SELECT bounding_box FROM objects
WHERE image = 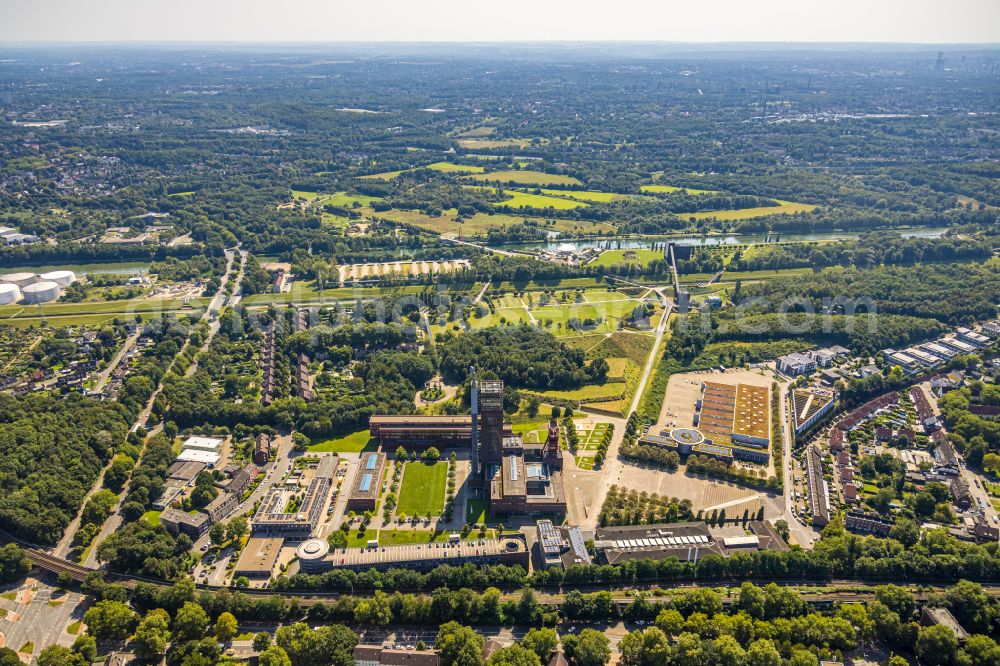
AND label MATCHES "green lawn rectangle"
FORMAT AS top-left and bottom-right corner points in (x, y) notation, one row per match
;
(397, 461), (448, 516)
(309, 430), (375, 453)
(589, 249), (663, 268)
